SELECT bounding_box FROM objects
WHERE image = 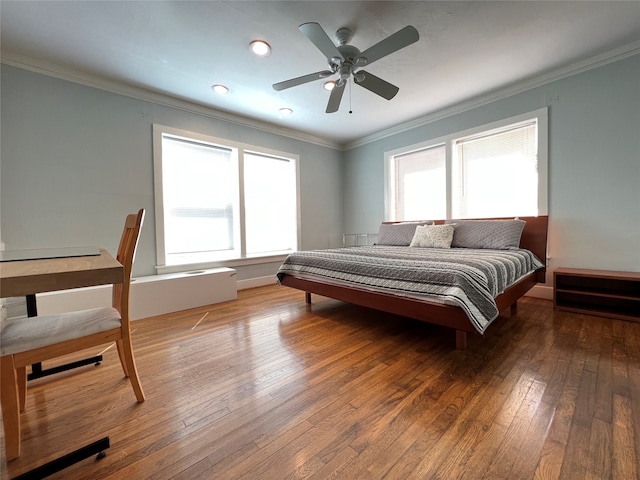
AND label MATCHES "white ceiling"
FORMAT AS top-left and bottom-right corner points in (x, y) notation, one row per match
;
(2, 1), (639, 147)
